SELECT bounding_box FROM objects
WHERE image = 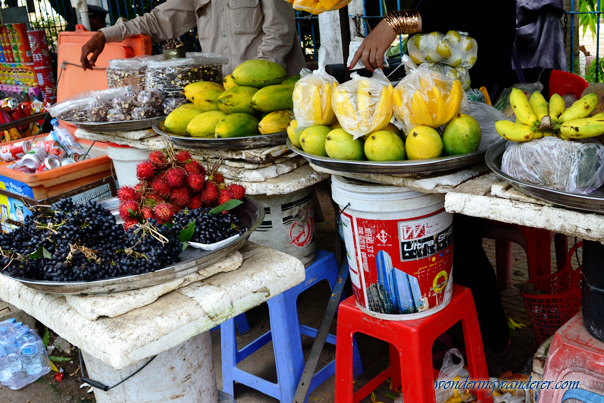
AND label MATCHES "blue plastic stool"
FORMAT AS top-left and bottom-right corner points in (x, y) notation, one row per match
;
(220, 249), (364, 402)
(212, 313), (251, 335)
(563, 389), (604, 402)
